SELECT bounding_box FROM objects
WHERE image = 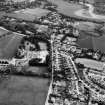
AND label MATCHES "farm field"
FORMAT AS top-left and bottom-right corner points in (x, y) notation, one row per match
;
(77, 31), (105, 53)
(0, 75), (49, 105)
(6, 8), (50, 21)
(0, 30), (23, 59)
